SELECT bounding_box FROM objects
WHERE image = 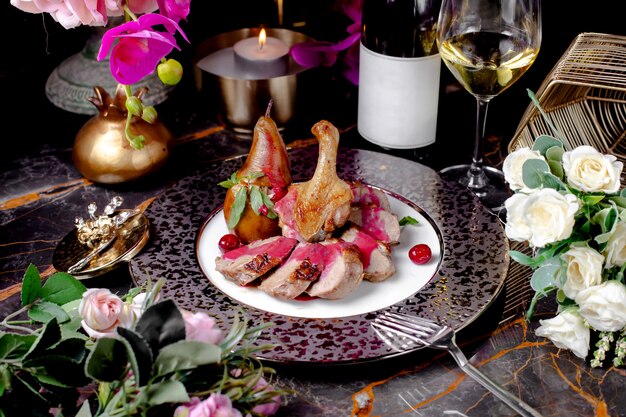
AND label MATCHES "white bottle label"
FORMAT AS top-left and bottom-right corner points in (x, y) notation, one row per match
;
(357, 44), (441, 149)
